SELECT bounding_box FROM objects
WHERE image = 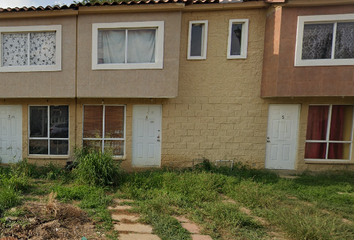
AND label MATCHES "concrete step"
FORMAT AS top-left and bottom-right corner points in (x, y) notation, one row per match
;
(114, 223), (153, 233)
